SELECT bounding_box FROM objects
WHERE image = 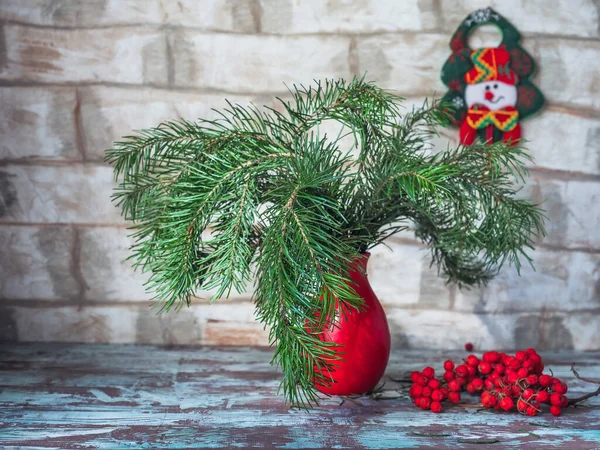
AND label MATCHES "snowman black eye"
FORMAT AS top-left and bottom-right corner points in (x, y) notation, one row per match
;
(485, 85), (490, 91)
(494, 84), (498, 89)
